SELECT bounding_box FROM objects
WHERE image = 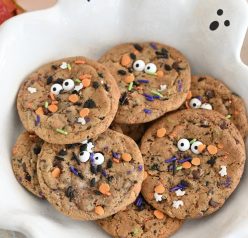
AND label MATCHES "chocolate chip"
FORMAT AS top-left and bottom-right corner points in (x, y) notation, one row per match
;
(198, 77), (206, 82)
(219, 120), (228, 129)
(150, 163), (159, 171)
(172, 62), (184, 71)
(25, 173), (31, 182)
(84, 99), (96, 108)
(180, 180), (189, 187)
(205, 90), (215, 99)
(78, 172), (84, 180)
(117, 70), (127, 76)
(92, 81), (100, 89)
(90, 178), (96, 187)
(164, 64), (172, 71)
(65, 186), (74, 202)
(72, 152), (80, 165)
(107, 160), (113, 169)
(133, 43), (143, 52)
(51, 65), (58, 70)
(209, 199), (220, 208)
(33, 146), (41, 155)
(46, 76), (53, 85)
(107, 175), (114, 182)
(90, 165), (97, 174)
(55, 78), (64, 85)
(104, 84), (110, 92)
(156, 48), (168, 59)
(207, 156), (217, 166)
(130, 53), (136, 60)
(119, 92), (128, 105)
(192, 170), (201, 180)
(98, 73), (104, 78)
(54, 156), (64, 161)
(128, 67), (134, 73)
